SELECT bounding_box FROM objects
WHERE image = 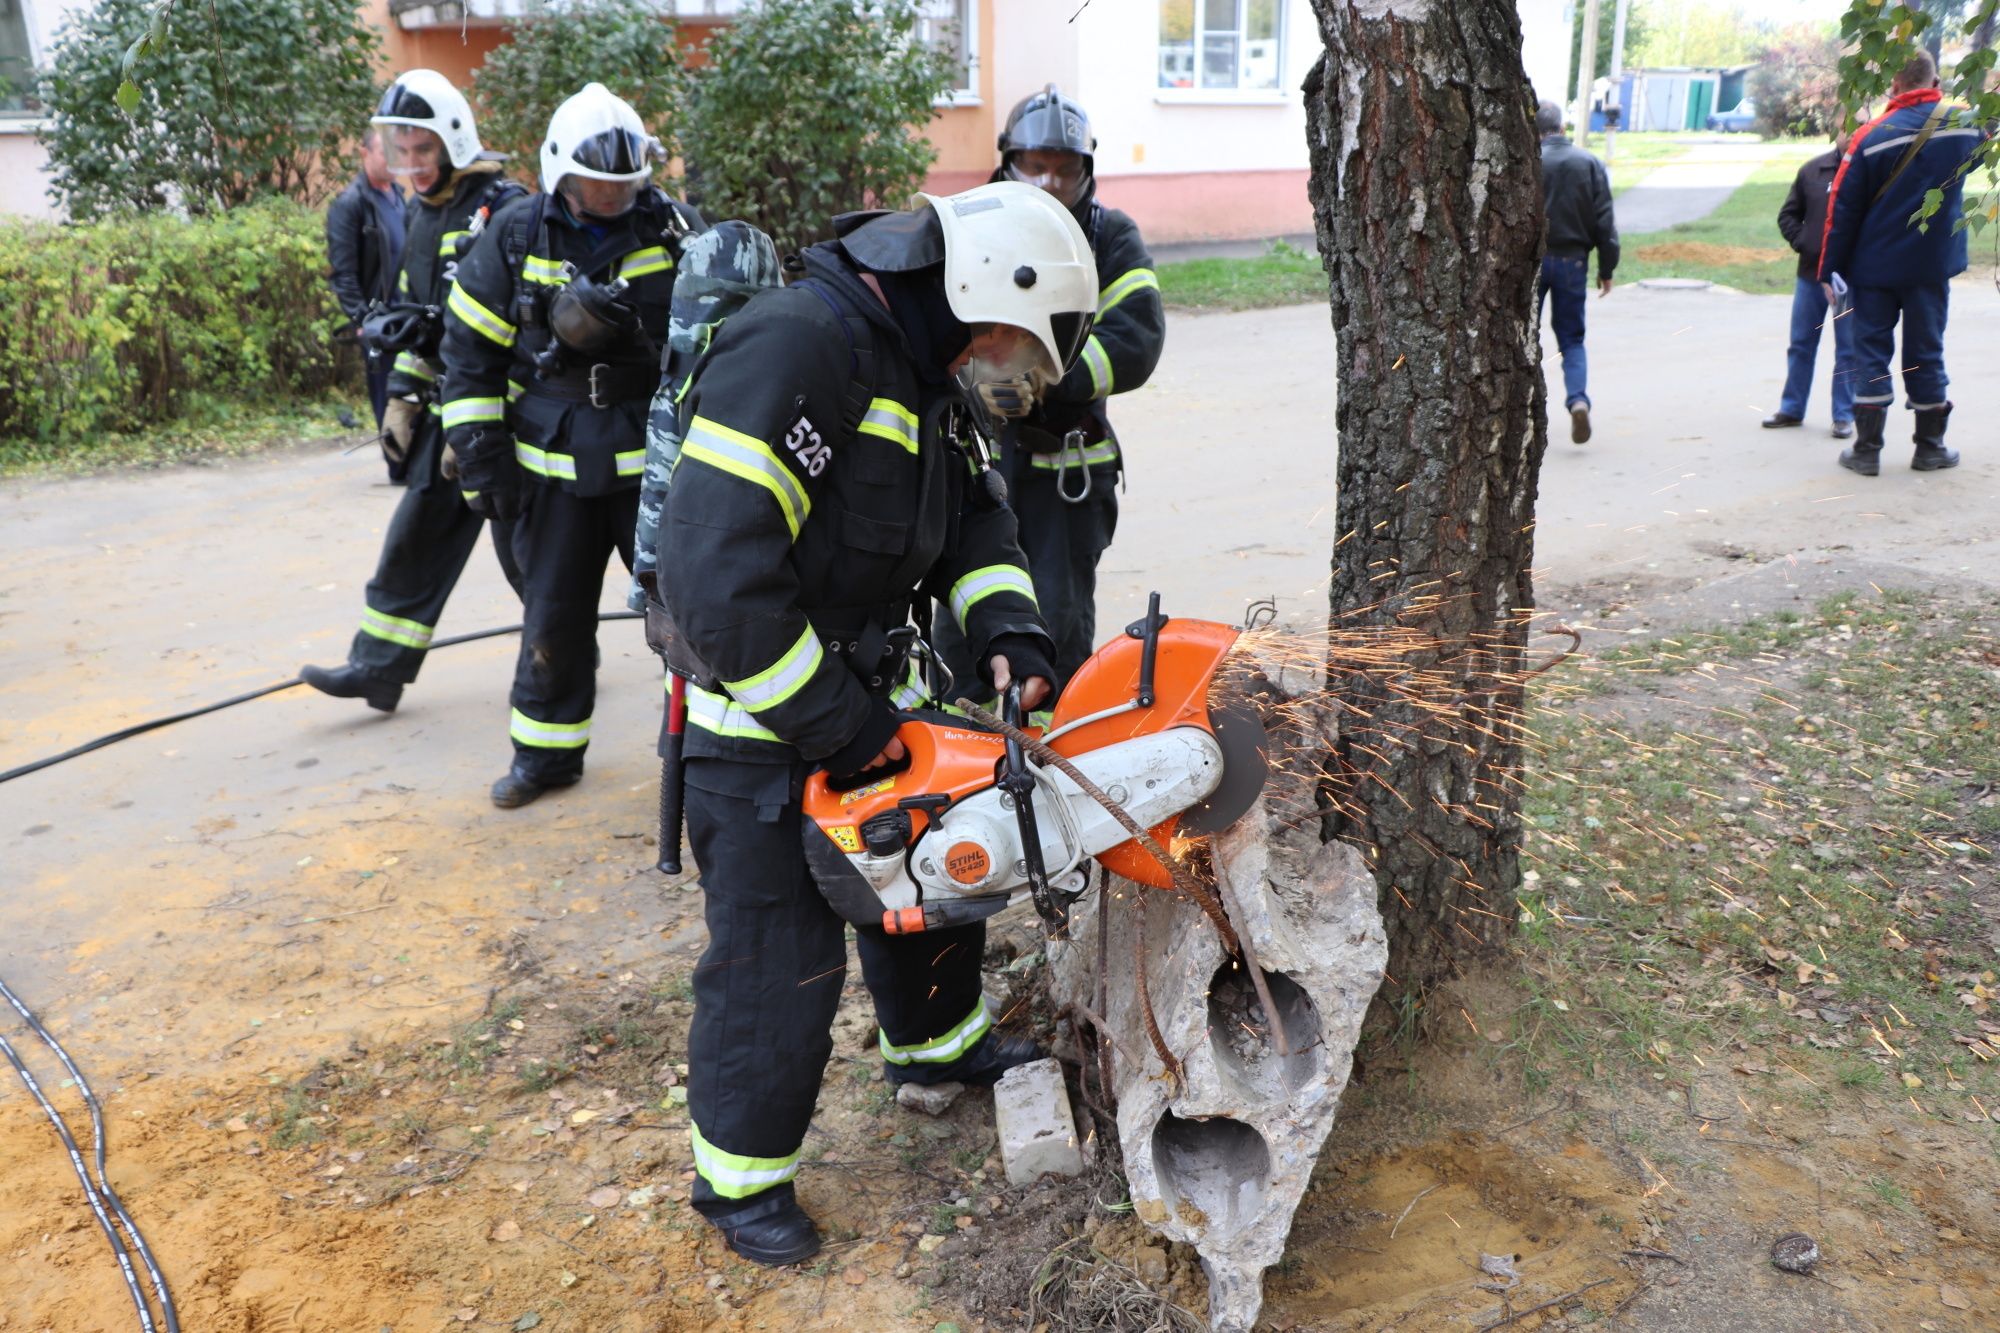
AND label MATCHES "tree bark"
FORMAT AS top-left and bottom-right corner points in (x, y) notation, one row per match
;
(1304, 0), (1548, 990)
